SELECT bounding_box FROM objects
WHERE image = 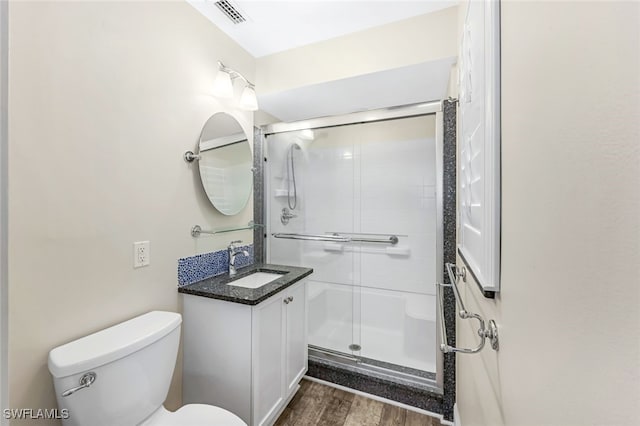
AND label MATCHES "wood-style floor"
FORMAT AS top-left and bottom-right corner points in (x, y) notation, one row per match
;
(275, 379), (443, 426)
